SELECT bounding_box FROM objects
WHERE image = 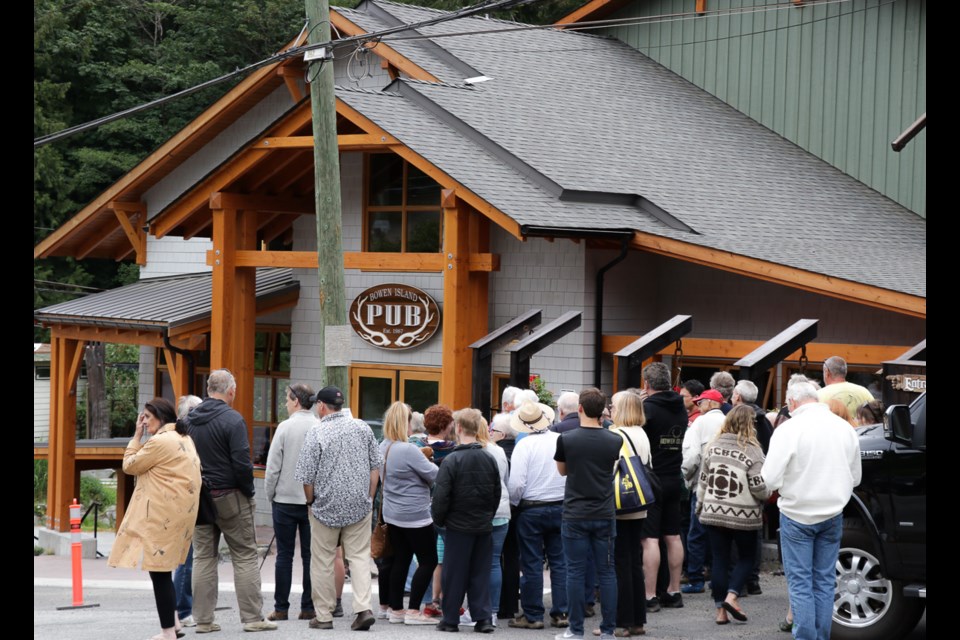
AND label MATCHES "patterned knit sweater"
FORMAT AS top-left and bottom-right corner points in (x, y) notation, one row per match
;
(696, 433), (770, 531)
